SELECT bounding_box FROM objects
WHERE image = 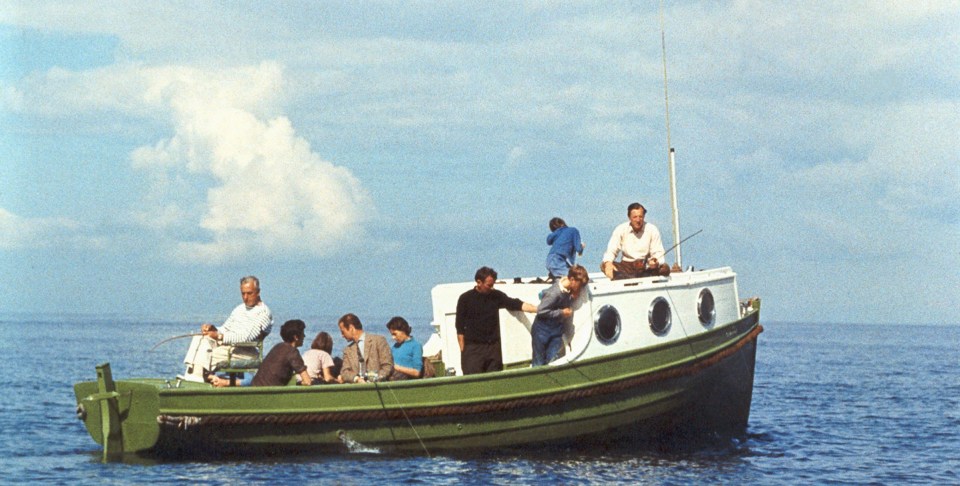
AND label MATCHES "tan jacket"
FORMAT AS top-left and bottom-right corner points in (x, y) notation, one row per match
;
(340, 333), (394, 383)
